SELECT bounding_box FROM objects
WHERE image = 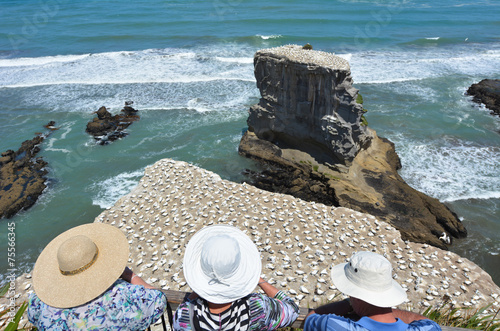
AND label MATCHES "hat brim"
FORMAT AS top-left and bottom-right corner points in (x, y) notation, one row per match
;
(32, 223), (129, 308)
(331, 262), (407, 307)
(183, 225), (261, 304)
